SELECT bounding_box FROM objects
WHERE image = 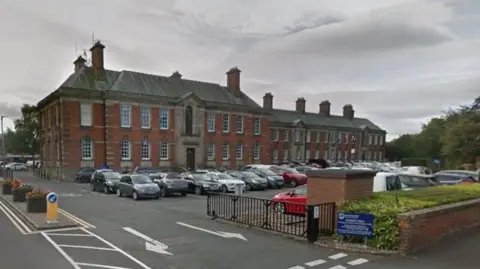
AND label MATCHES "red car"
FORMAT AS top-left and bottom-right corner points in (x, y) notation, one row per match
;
(271, 185), (307, 215)
(270, 166), (307, 187)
